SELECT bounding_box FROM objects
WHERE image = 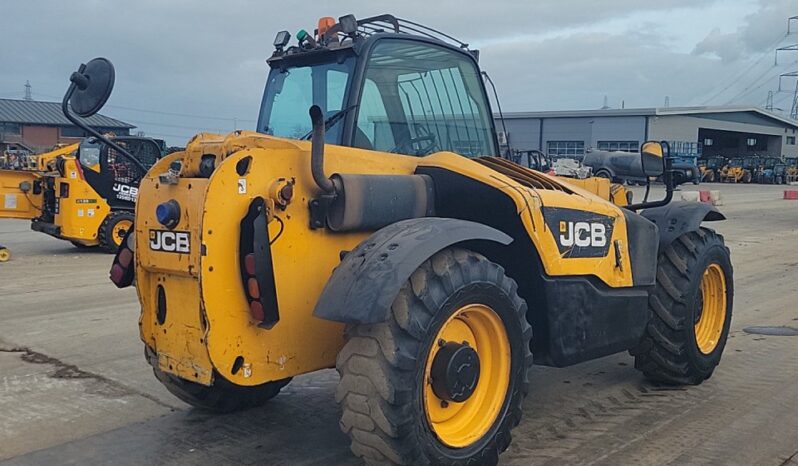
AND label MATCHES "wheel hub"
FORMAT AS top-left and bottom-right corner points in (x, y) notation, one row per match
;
(430, 341), (480, 403)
